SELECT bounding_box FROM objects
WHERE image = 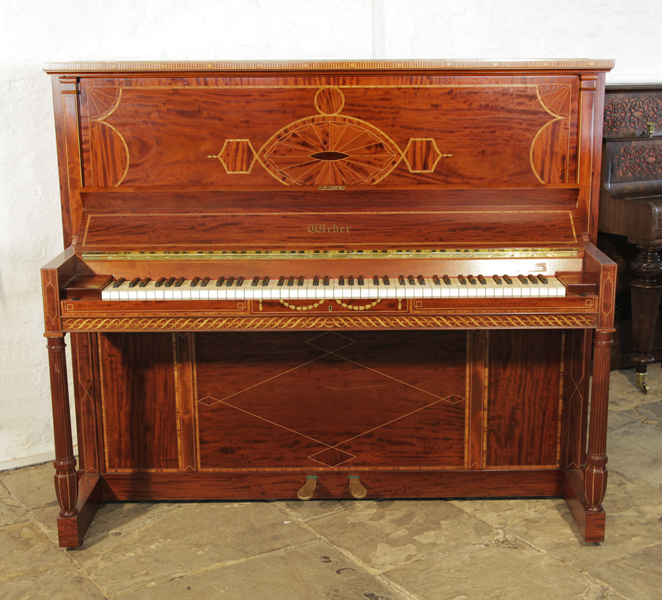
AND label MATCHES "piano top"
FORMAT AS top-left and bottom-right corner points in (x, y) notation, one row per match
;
(43, 59), (615, 74)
